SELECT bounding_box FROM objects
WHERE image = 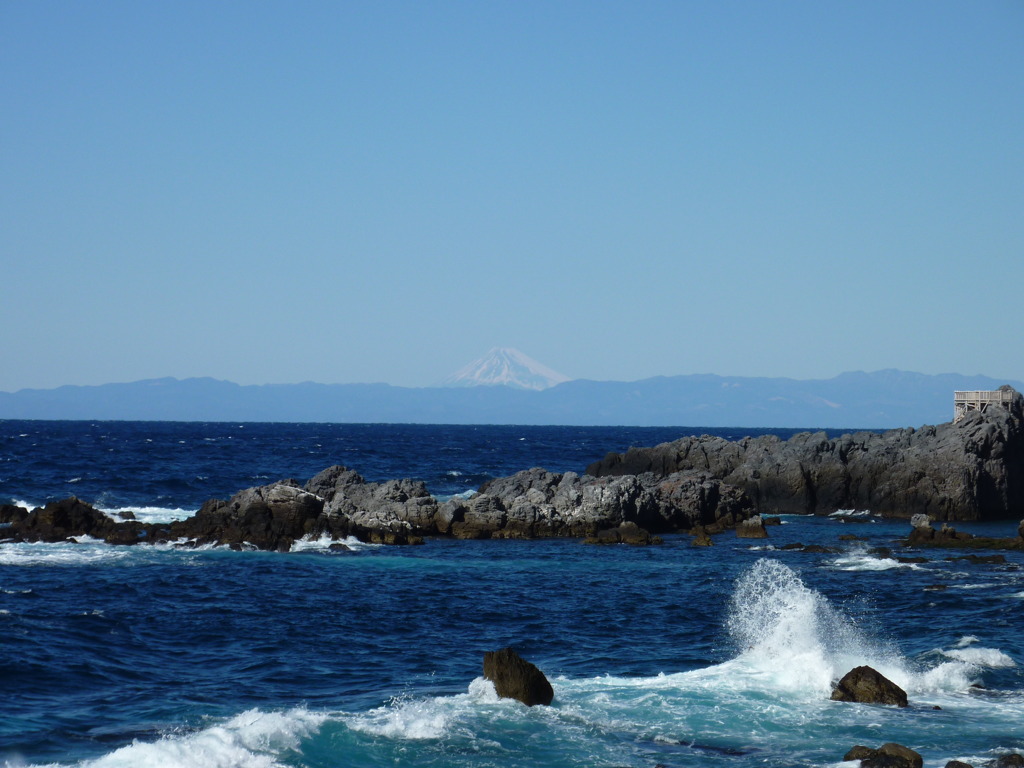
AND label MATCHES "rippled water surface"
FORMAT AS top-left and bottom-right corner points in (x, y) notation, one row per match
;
(1, 421), (1021, 768)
